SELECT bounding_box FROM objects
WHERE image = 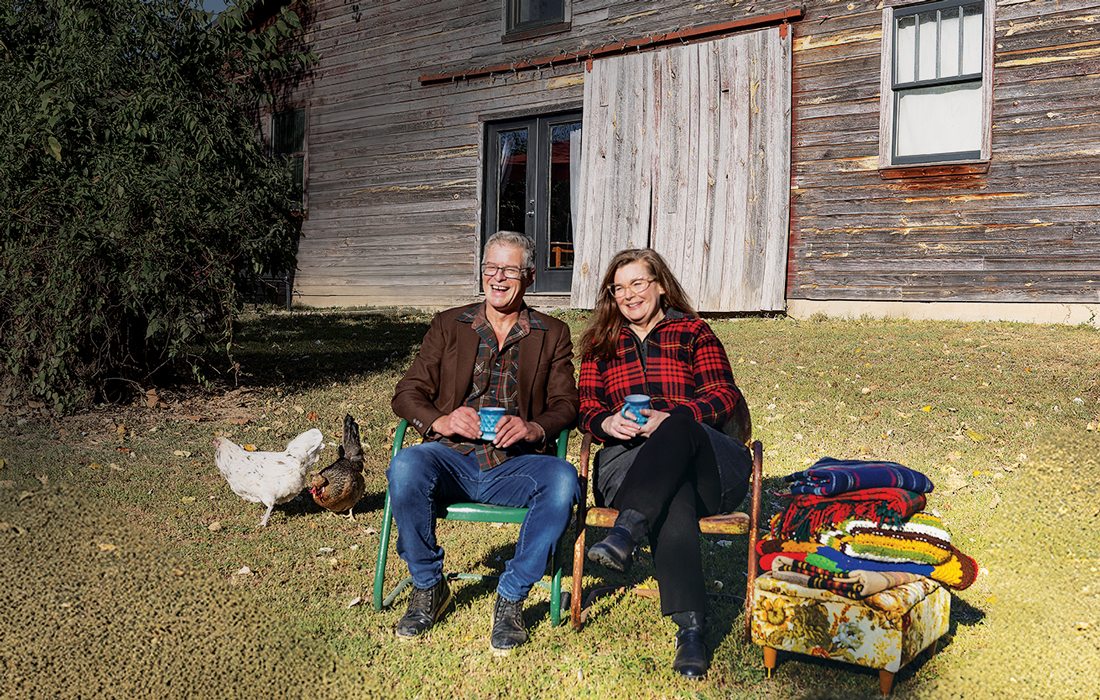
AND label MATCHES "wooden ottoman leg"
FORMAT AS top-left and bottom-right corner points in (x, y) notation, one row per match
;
(763, 646), (777, 678)
(879, 670), (895, 696)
